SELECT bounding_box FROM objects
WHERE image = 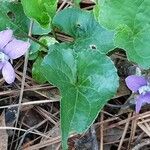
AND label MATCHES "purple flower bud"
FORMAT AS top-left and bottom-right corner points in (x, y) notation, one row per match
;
(0, 29), (30, 84)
